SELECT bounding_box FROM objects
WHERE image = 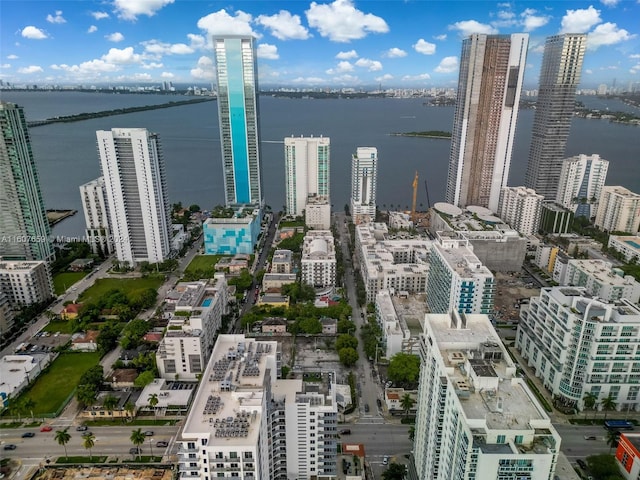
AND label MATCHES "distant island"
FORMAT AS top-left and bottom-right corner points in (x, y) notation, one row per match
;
(27, 97), (215, 128)
(391, 130), (452, 139)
